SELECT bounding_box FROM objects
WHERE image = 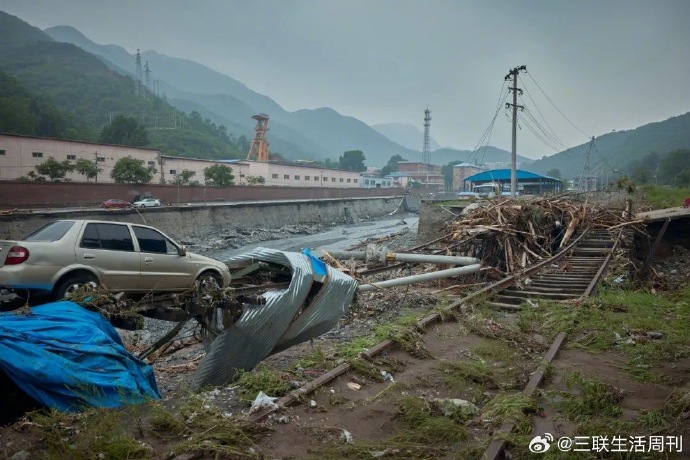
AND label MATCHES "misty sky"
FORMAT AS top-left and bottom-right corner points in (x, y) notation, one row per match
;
(1, 0), (689, 159)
